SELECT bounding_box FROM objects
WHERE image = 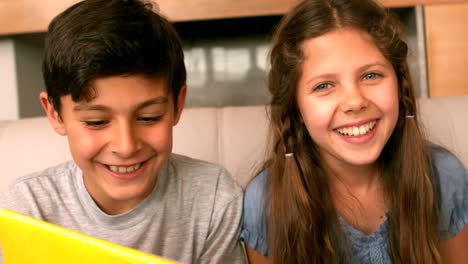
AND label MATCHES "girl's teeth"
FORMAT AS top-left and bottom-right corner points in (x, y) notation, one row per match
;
(353, 127), (359, 136)
(109, 163), (141, 174)
(336, 121), (376, 137)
